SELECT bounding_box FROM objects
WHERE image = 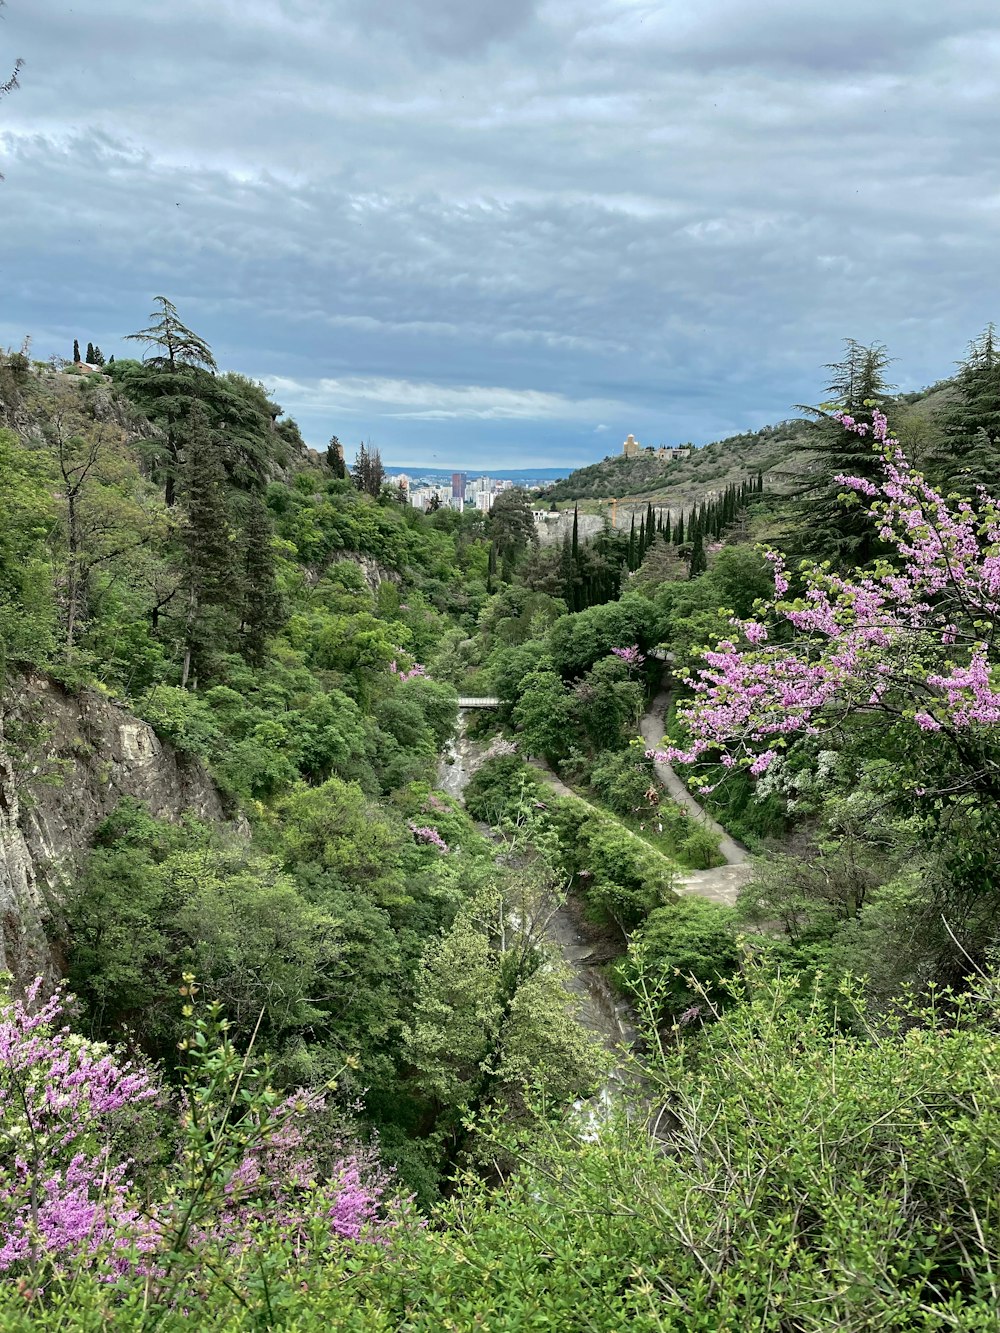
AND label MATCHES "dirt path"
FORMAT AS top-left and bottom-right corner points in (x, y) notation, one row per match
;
(640, 688), (752, 906)
(530, 689), (754, 910)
